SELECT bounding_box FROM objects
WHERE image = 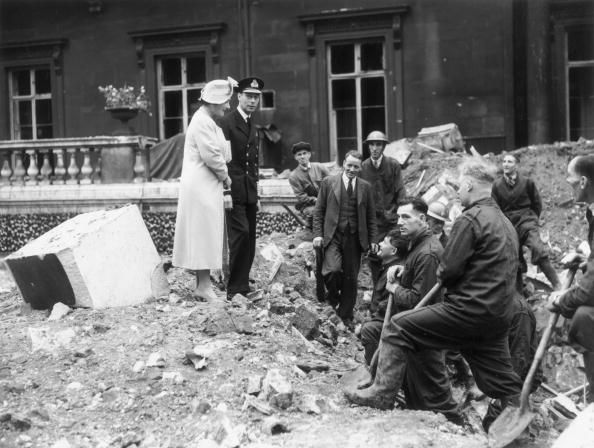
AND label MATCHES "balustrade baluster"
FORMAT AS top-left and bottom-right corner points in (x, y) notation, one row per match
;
(11, 151), (26, 186)
(0, 153), (12, 186)
(39, 150), (52, 185)
(133, 147), (146, 183)
(54, 149), (66, 184)
(25, 149), (39, 186)
(94, 148), (102, 184)
(66, 148), (79, 185)
(79, 147), (93, 185)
